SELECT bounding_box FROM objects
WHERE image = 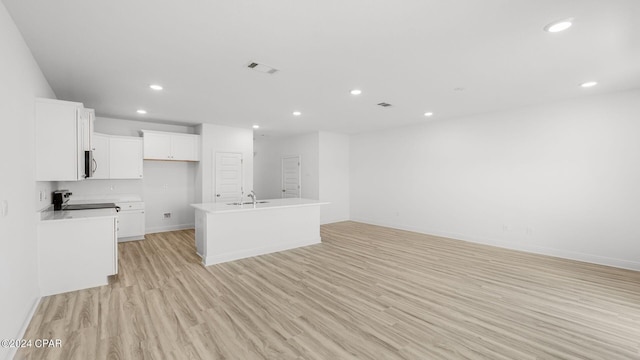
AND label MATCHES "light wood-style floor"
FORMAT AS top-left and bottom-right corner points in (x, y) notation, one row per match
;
(17, 221), (640, 359)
